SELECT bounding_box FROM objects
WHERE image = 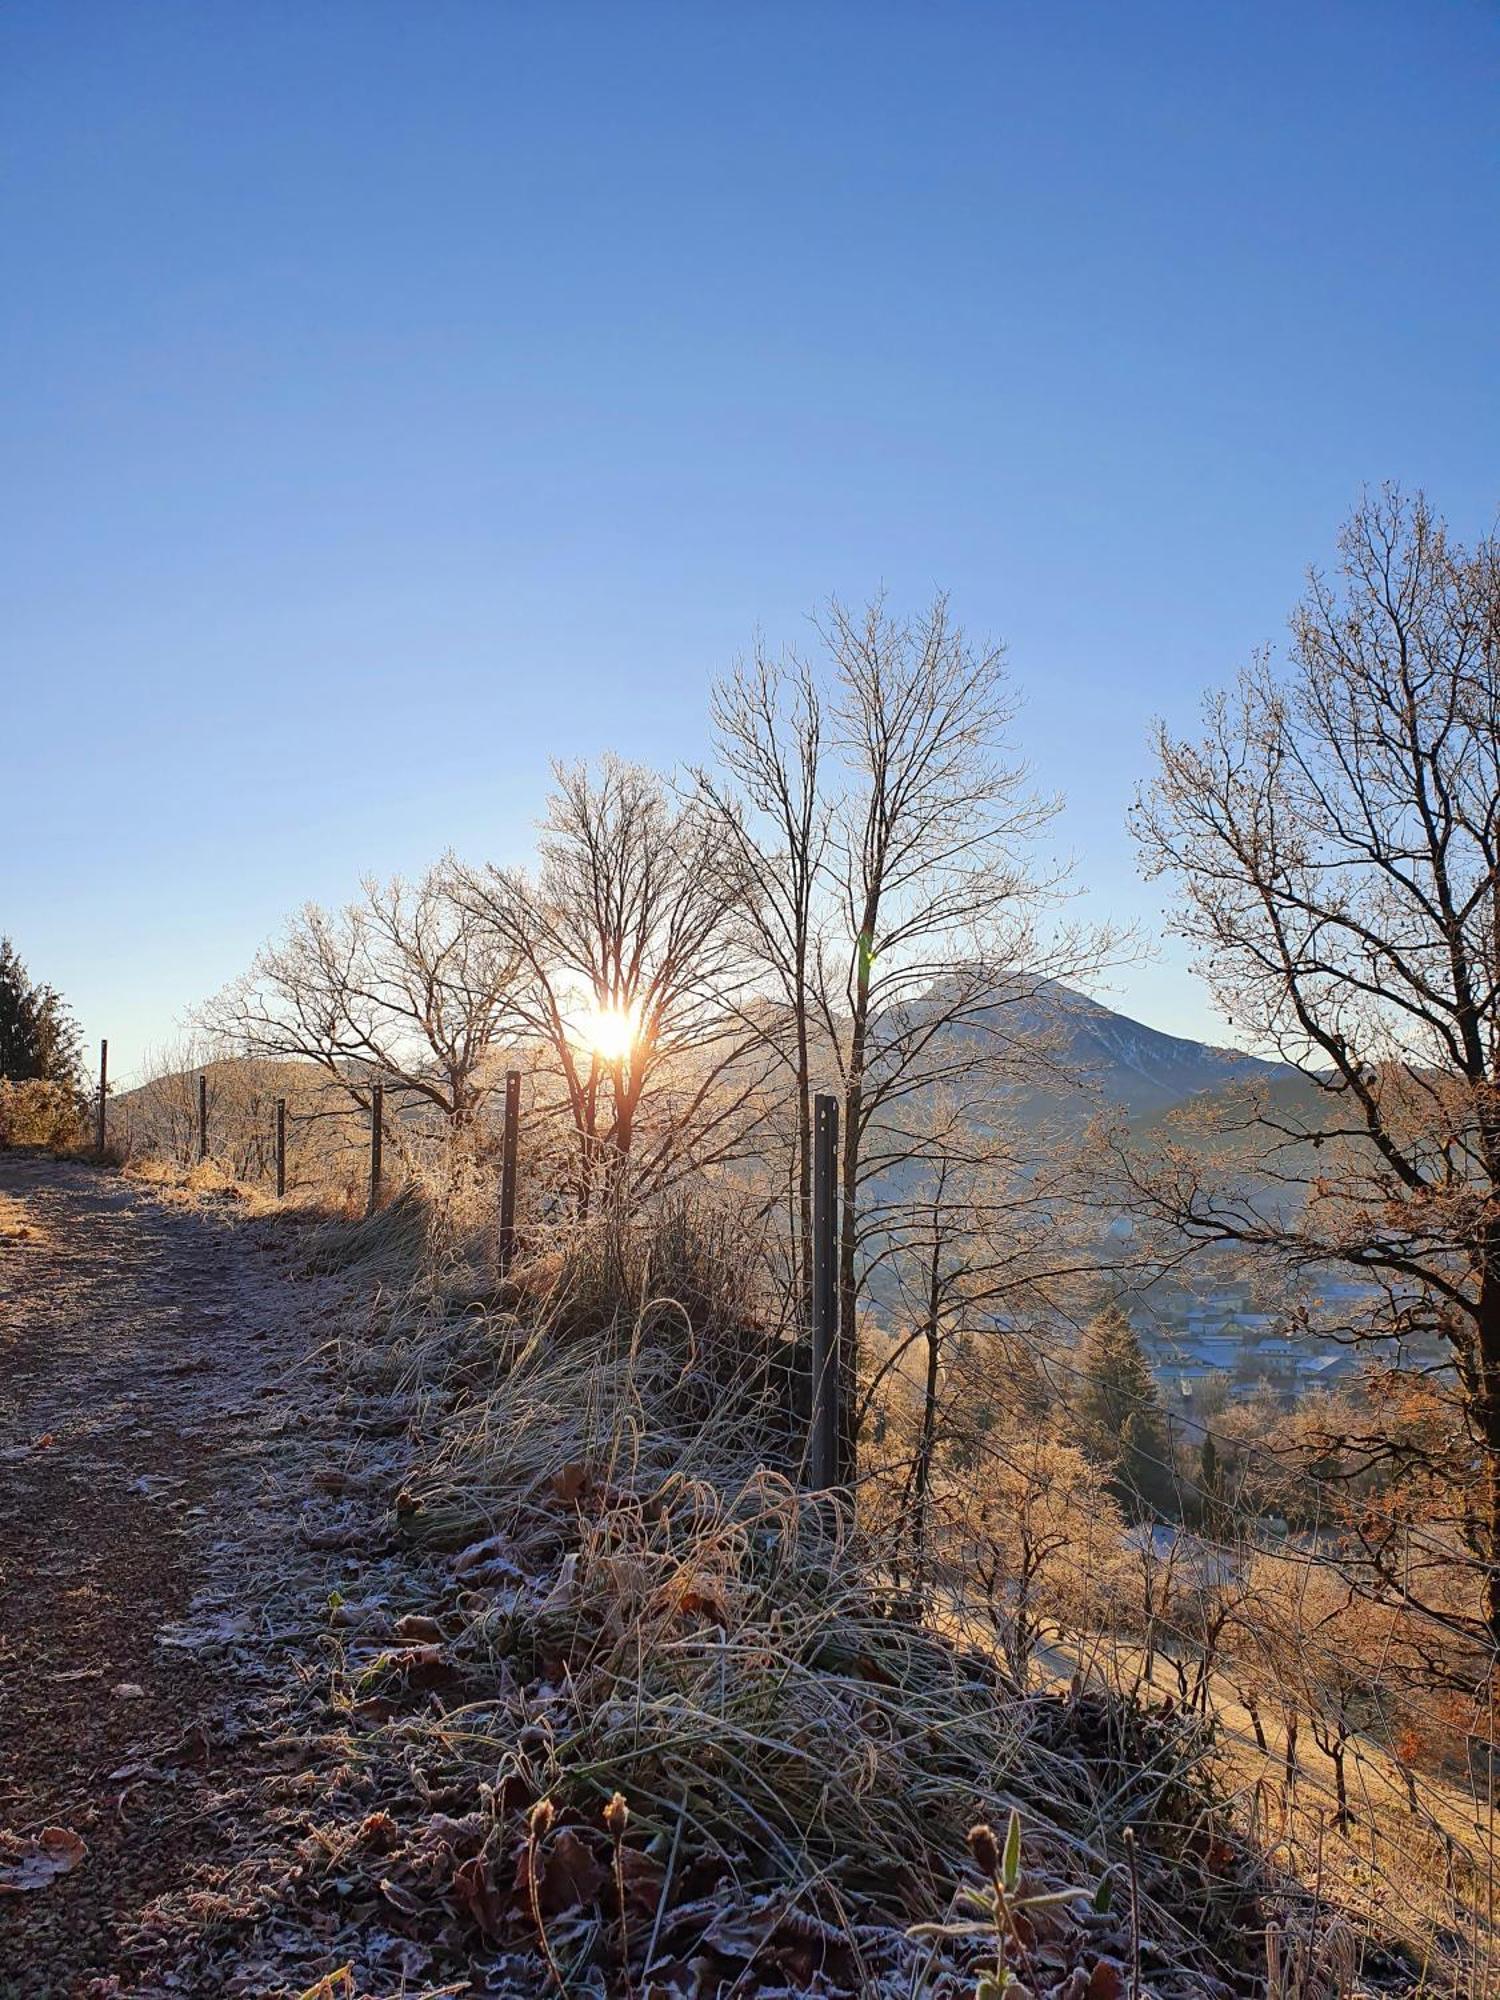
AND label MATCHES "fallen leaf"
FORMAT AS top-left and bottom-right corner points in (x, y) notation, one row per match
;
(421, 1812), (486, 1851)
(174, 1723), (214, 1768)
(378, 1874), (427, 1916)
(329, 1597), (391, 1633)
(354, 1811), (400, 1854)
(383, 1642), (446, 1675)
(454, 1533), (519, 1578)
(156, 1610), (256, 1650)
(352, 1696), (399, 1726)
(616, 1845), (667, 1913)
(0, 1827), (86, 1893)
(537, 1553), (578, 1616)
(518, 1827), (608, 1917)
(676, 1584), (730, 1625)
(452, 1852), (509, 1937)
(128, 1474), (183, 1498)
(549, 1461), (591, 1506)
